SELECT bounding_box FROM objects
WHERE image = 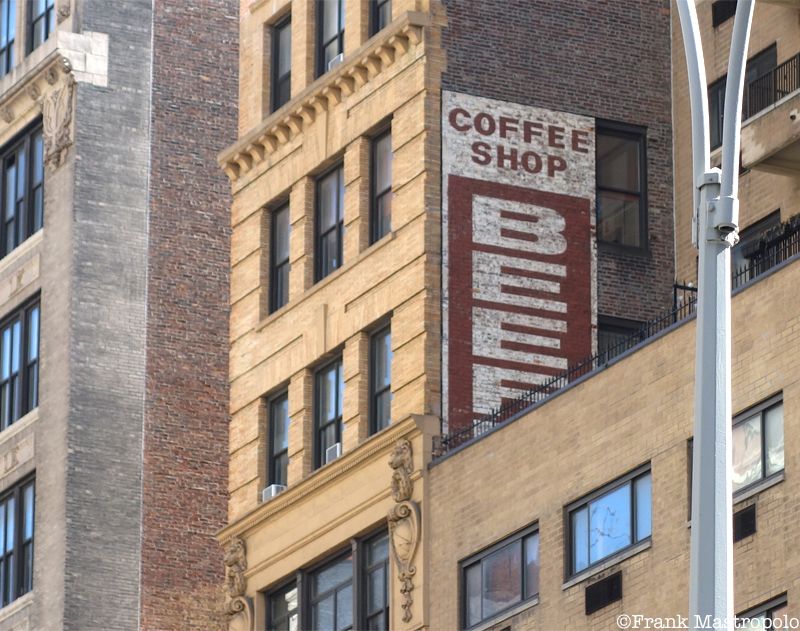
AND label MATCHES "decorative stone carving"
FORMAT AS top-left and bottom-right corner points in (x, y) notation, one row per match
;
(0, 107), (12, 124)
(27, 83), (41, 102)
(45, 66), (59, 85)
(57, 1), (70, 23)
(387, 438), (421, 623)
(42, 76), (75, 169)
(223, 536), (254, 630)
